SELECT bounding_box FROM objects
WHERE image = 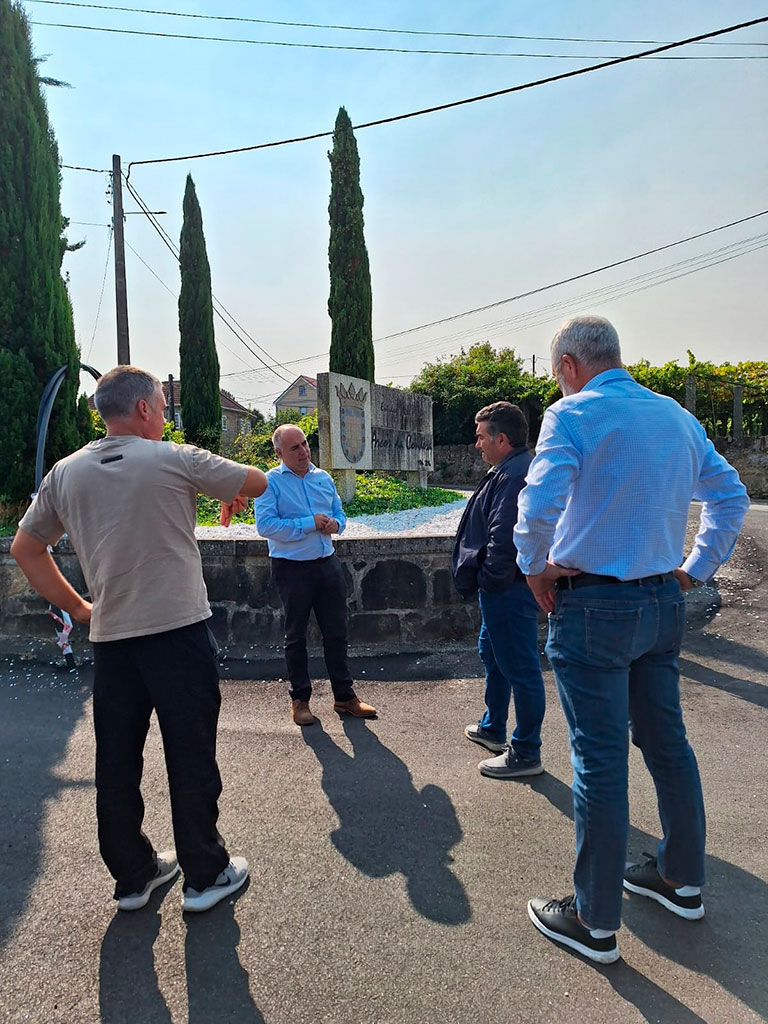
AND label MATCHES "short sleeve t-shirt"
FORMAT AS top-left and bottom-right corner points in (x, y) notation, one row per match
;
(18, 436), (248, 642)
